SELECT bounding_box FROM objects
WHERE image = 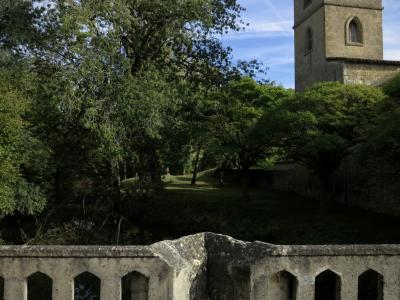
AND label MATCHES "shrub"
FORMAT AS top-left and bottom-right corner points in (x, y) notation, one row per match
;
(382, 74), (400, 98)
